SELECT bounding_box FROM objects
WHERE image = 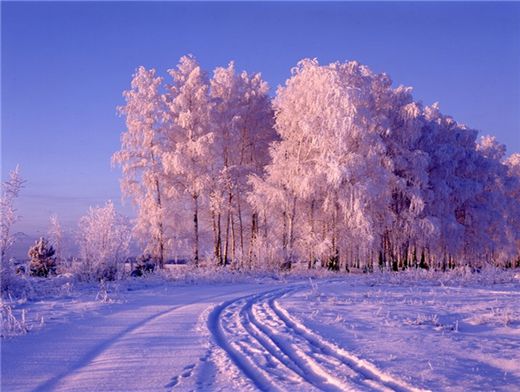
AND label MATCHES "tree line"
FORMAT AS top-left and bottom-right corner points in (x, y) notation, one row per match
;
(113, 55), (520, 271)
